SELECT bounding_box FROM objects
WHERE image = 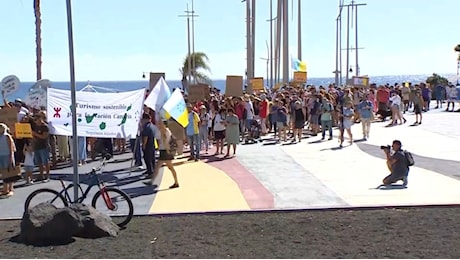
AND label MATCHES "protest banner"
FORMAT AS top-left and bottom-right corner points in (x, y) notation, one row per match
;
(198, 83), (210, 99)
(225, 75), (243, 97)
(0, 108), (18, 134)
(149, 73), (166, 91)
(15, 123), (32, 139)
(188, 84), (206, 101)
(250, 77), (264, 92)
(352, 76), (370, 88)
(293, 71), (307, 83)
(47, 88), (145, 138)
